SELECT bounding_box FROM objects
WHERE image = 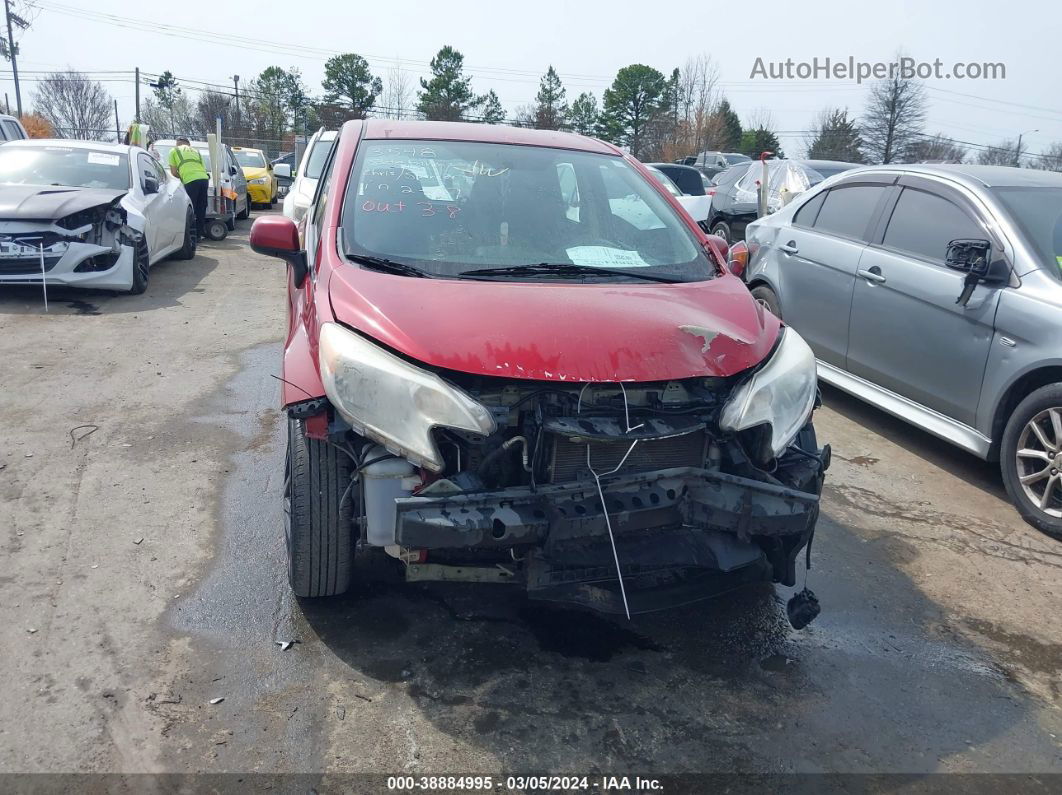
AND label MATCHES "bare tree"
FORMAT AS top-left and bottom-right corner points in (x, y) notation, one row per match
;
(861, 58), (927, 164)
(674, 54), (719, 158)
(977, 139), (1021, 166)
(1034, 142), (1062, 172)
(382, 61), (411, 119)
(907, 132), (967, 163)
(33, 69), (112, 140)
